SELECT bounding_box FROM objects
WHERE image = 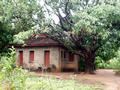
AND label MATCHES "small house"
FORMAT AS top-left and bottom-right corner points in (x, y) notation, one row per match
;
(14, 34), (79, 72)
